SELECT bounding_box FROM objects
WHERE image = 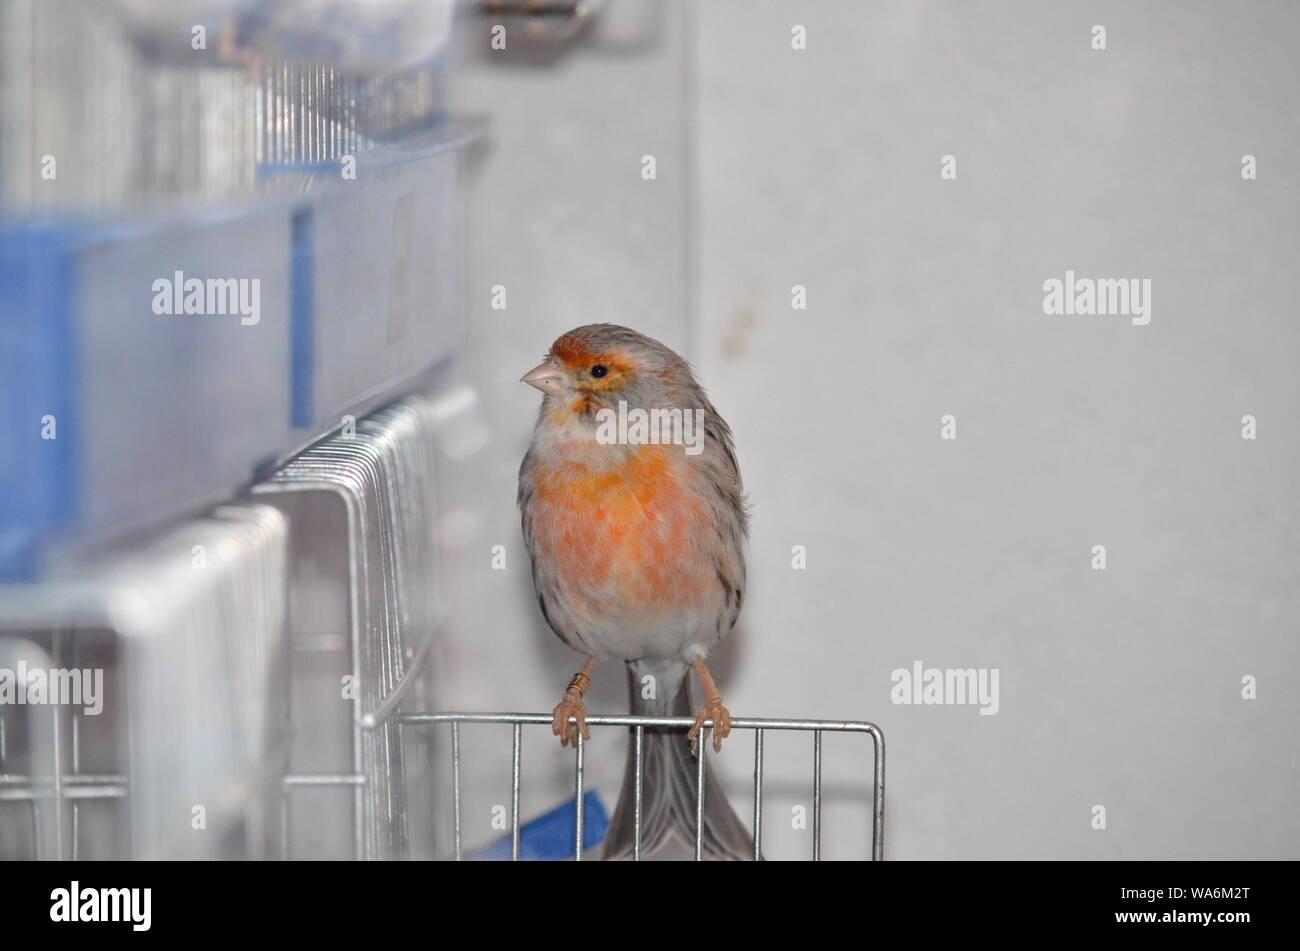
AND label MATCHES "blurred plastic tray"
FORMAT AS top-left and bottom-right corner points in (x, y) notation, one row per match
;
(0, 122), (476, 580)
